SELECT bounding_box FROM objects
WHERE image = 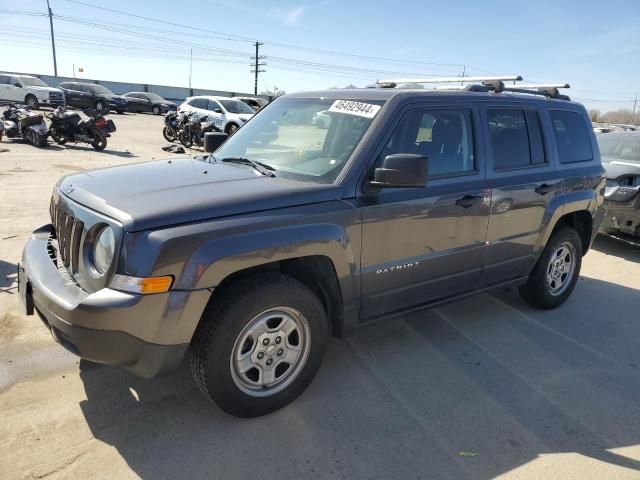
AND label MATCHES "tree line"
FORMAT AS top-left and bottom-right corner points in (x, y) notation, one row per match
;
(588, 108), (639, 126)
